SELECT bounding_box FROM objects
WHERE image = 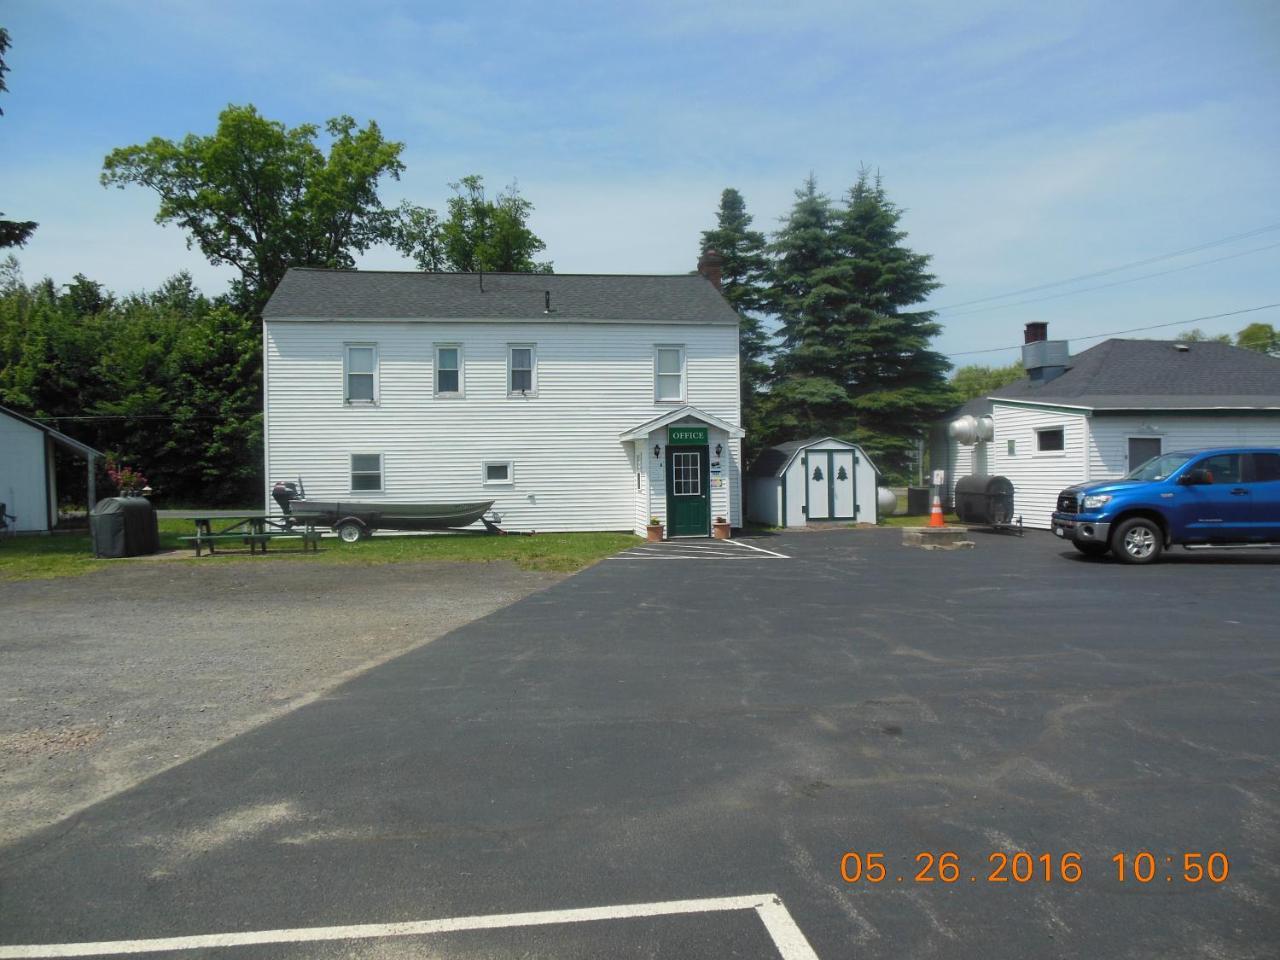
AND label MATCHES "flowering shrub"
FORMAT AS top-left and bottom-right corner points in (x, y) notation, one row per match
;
(105, 454), (150, 497)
